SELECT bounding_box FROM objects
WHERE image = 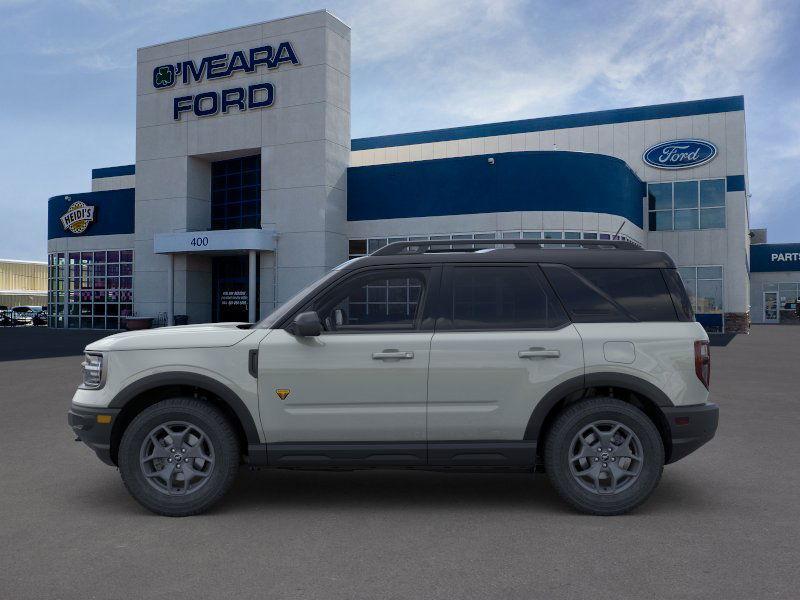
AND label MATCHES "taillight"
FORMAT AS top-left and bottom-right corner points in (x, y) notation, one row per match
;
(694, 340), (710, 389)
